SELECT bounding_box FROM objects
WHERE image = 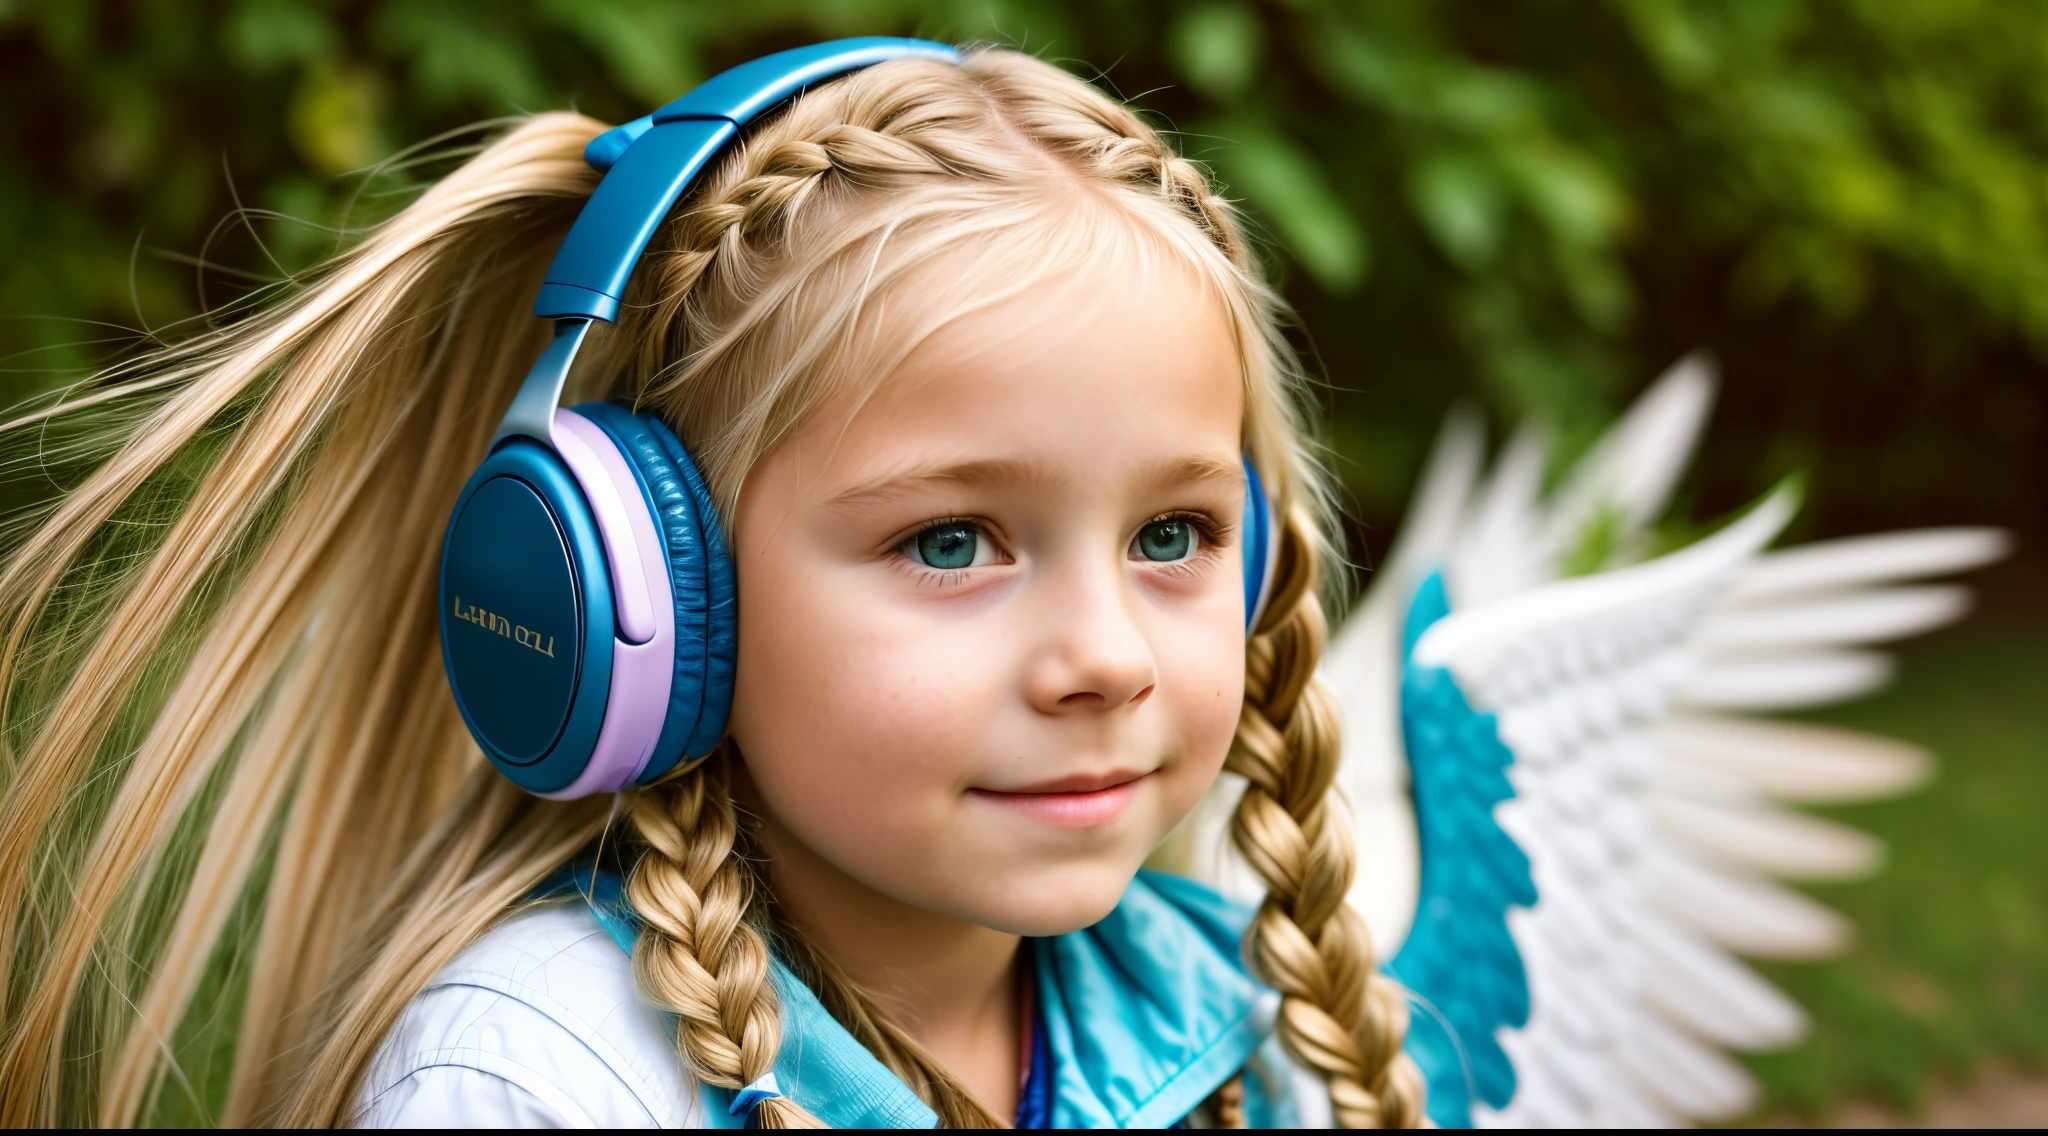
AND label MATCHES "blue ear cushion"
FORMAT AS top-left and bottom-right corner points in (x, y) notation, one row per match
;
(645, 414), (737, 757)
(570, 402), (735, 773)
(1241, 457), (1273, 632)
